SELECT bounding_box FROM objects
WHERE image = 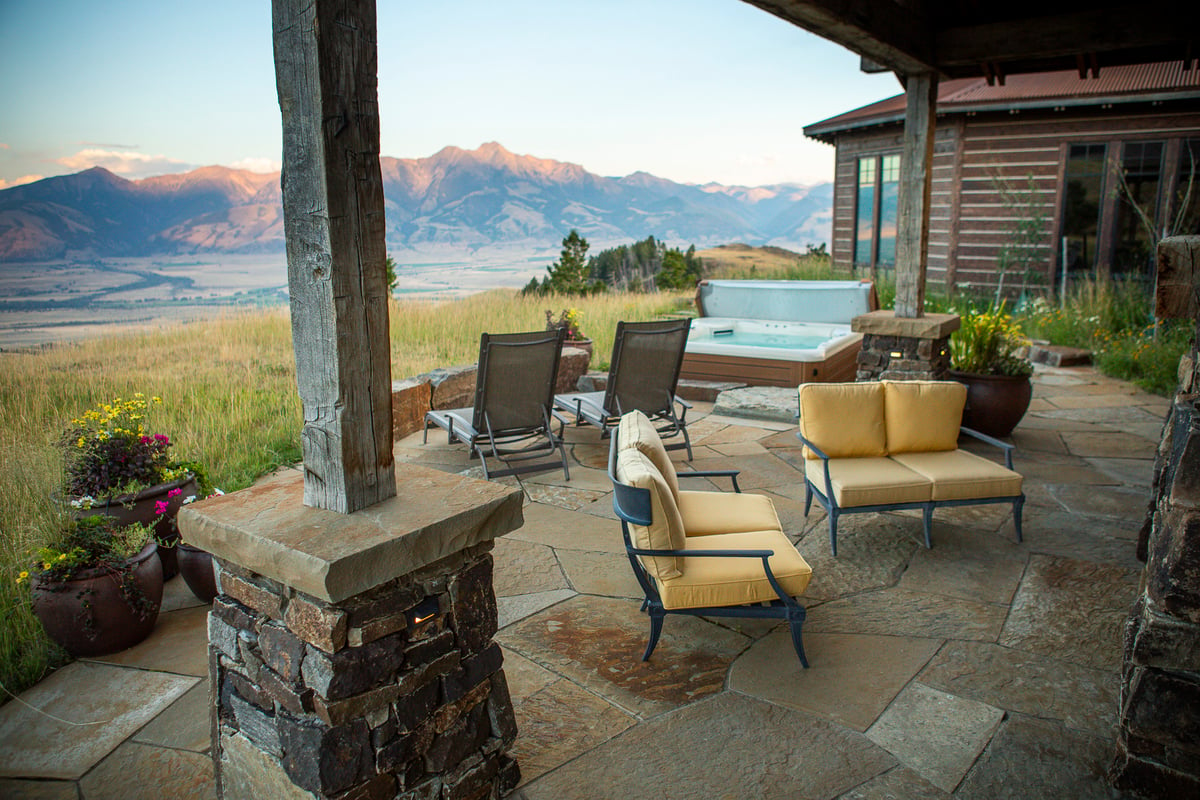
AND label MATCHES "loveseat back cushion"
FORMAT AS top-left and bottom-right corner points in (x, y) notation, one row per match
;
(656, 530), (813, 610)
(615, 447), (685, 580)
(799, 381), (887, 460)
(883, 380), (966, 454)
(617, 410), (679, 499)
